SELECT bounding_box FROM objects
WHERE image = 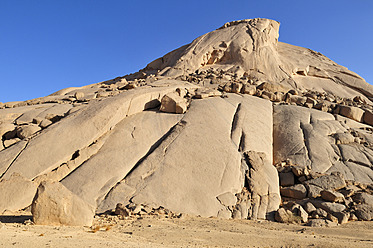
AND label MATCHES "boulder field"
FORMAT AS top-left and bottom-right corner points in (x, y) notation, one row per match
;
(0, 18), (372, 226)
